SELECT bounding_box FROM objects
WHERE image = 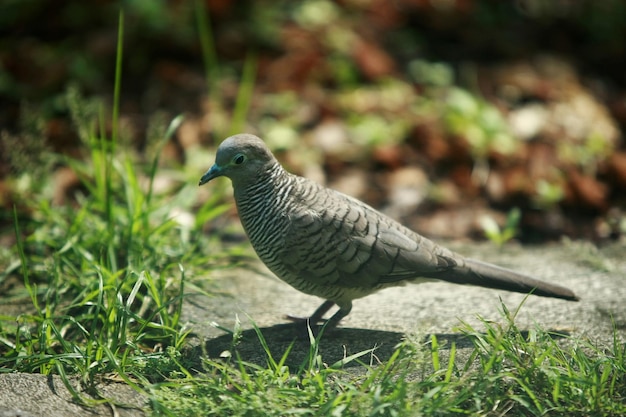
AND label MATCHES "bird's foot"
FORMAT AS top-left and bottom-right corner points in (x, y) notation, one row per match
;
(284, 301), (339, 339)
(283, 314), (326, 325)
(284, 300), (335, 325)
(283, 315), (333, 340)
